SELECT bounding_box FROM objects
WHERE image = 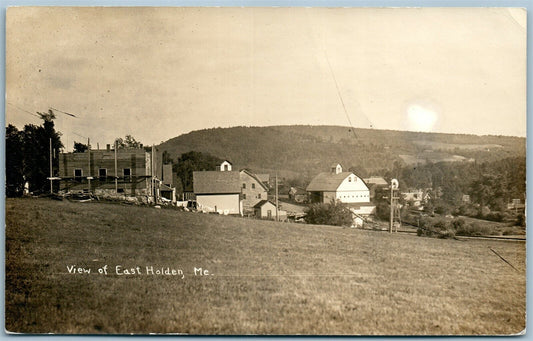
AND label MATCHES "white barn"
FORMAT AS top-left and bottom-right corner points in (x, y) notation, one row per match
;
(306, 164), (370, 204)
(306, 163), (375, 217)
